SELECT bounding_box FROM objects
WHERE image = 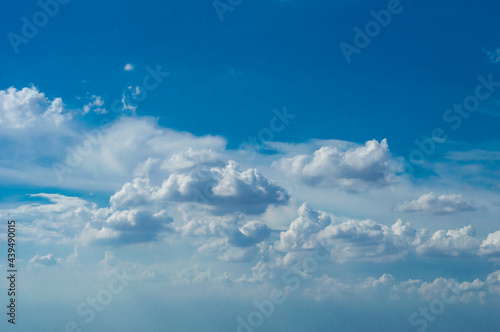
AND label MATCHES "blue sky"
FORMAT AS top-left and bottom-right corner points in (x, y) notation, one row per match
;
(1, 0), (500, 331)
